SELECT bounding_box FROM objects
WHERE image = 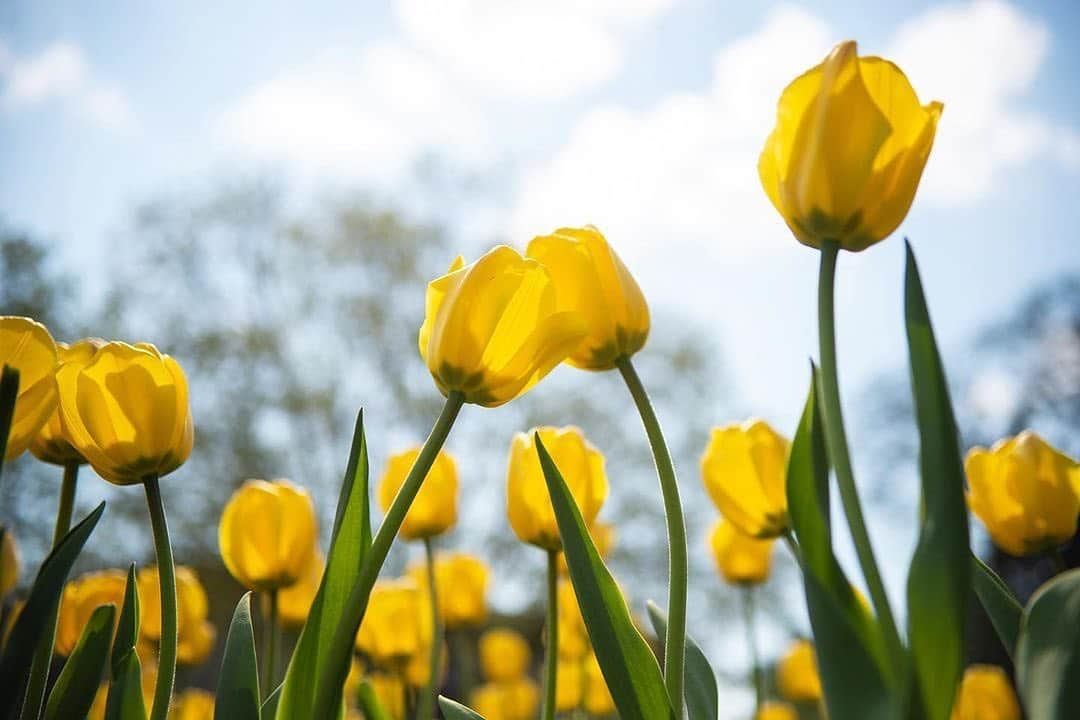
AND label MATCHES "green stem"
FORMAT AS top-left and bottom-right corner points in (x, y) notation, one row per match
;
(312, 392), (465, 719)
(52, 462), (79, 545)
(616, 356), (686, 714)
(263, 589), (280, 696)
(144, 475), (177, 720)
(741, 587), (764, 711)
(817, 240), (904, 679)
(418, 537), (442, 720)
(542, 550), (559, 720)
